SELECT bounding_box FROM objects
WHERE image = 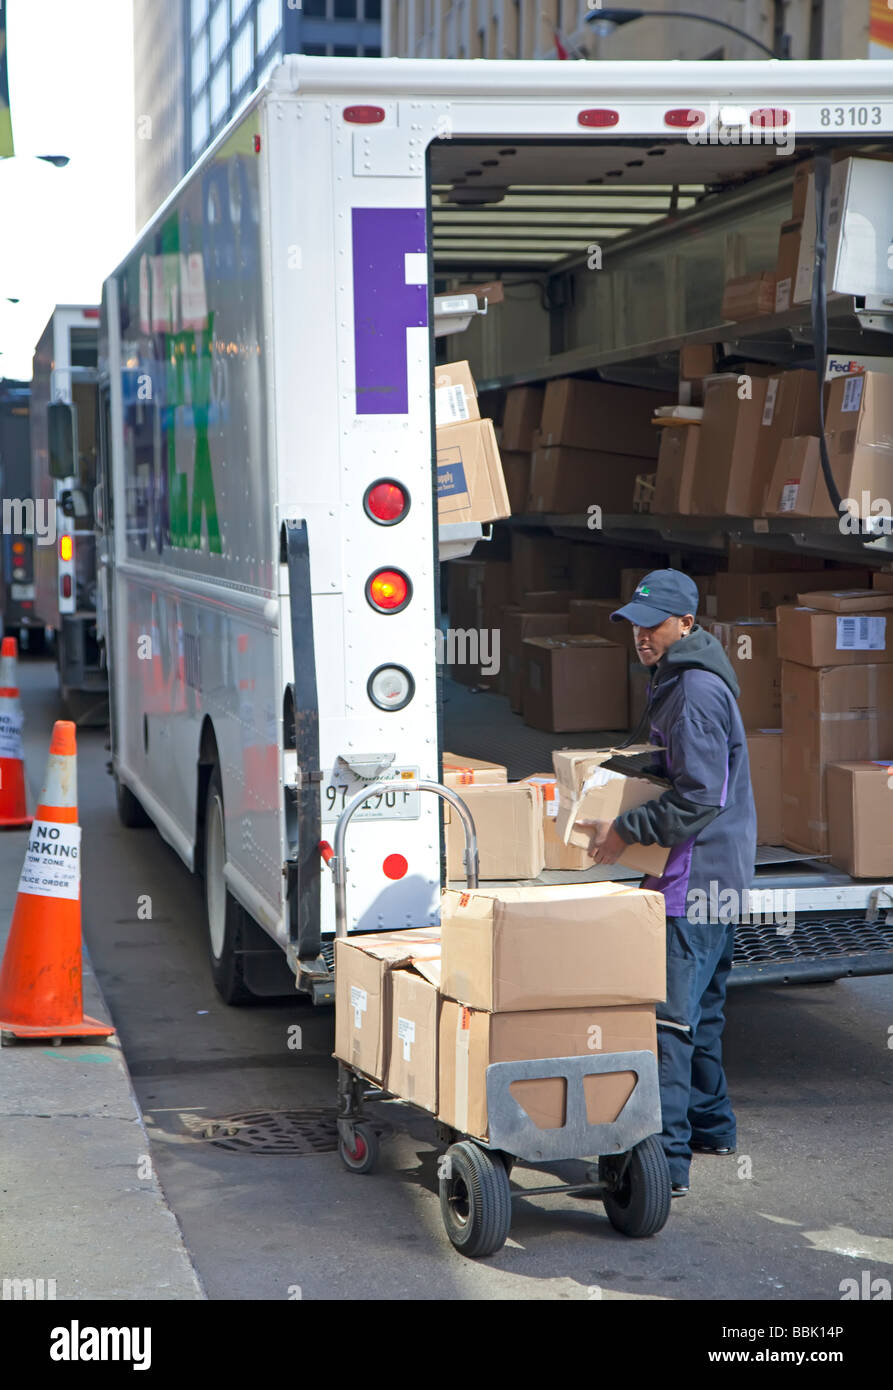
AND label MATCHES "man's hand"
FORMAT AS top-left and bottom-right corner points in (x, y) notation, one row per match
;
(576, 818), (626, 866)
